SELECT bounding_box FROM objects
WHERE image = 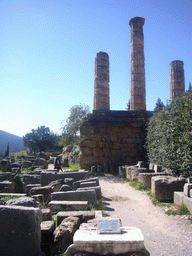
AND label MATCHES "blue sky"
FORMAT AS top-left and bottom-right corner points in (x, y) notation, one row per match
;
(0, 0), (191, 137)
